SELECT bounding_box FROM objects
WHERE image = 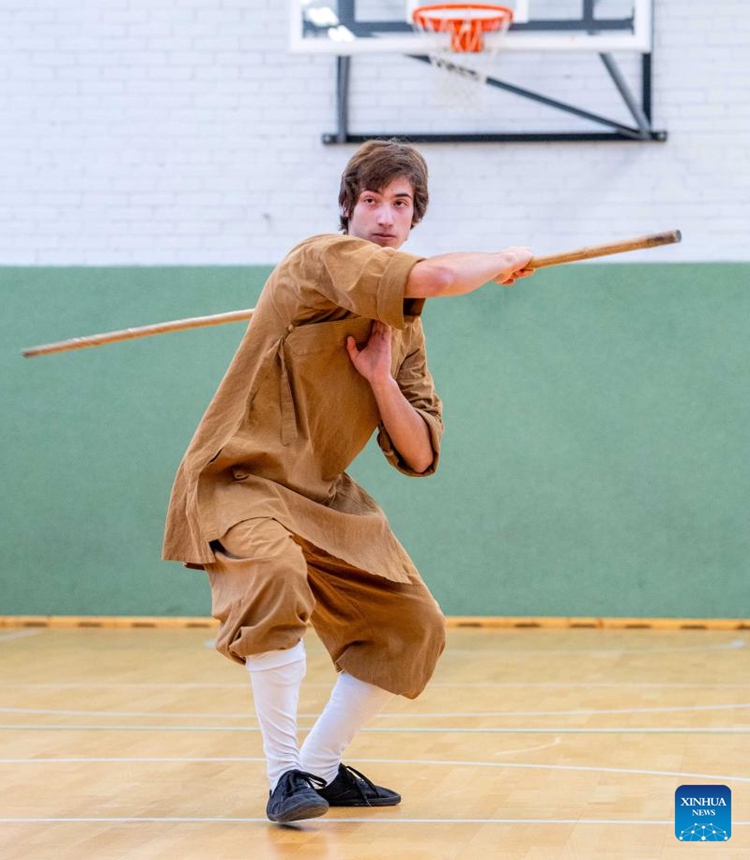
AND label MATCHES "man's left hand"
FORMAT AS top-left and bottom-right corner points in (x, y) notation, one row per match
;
(346, 320), (393, 388)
